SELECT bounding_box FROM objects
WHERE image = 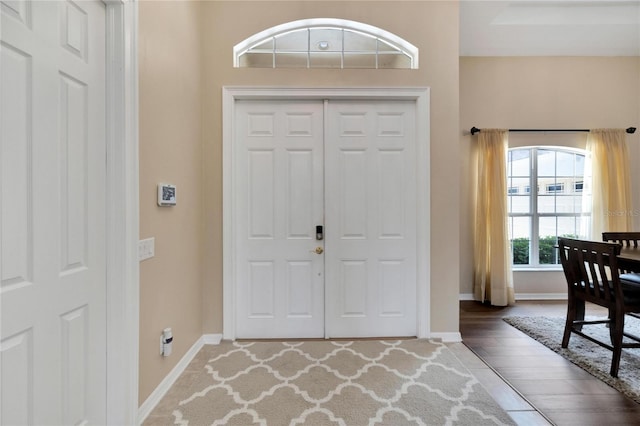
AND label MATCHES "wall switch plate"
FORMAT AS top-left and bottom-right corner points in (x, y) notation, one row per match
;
(138, 237), (155, 261)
